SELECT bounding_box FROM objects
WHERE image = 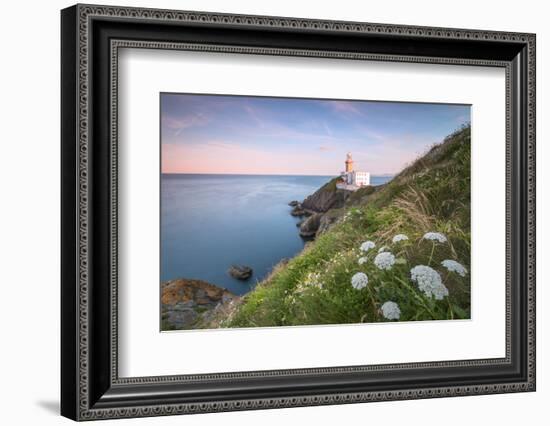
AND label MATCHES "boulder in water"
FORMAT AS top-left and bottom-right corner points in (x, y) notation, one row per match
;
(228, 265), (253, 280)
